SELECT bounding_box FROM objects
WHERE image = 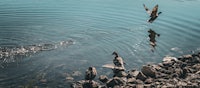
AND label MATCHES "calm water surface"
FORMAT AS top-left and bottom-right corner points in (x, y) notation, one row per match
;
(0, 0), (200, 87)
